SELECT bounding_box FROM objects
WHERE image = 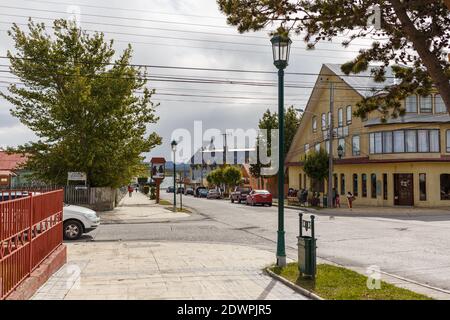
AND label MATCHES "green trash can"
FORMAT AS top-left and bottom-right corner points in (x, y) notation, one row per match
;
(297, 213), (317, 279)
(297, 236), (317, 278)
